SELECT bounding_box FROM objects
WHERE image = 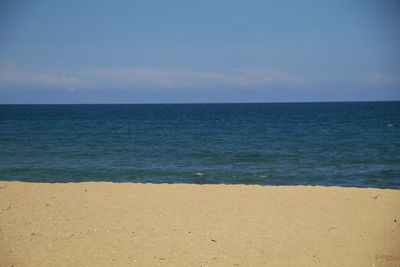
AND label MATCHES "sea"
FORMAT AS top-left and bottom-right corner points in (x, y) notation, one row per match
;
(0, 102), (399, 189)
